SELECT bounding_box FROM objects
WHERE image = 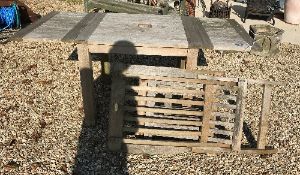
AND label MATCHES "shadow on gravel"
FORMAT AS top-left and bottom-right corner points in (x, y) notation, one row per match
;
(72, 40), (188, 174)
(242, 121), (257, 148)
